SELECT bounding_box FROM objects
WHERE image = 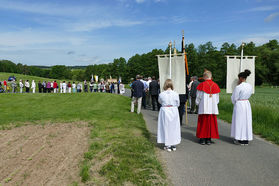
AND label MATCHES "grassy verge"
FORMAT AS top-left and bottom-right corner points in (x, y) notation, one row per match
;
(0, 93), (167, 184)
(218, 87), (279, 144)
